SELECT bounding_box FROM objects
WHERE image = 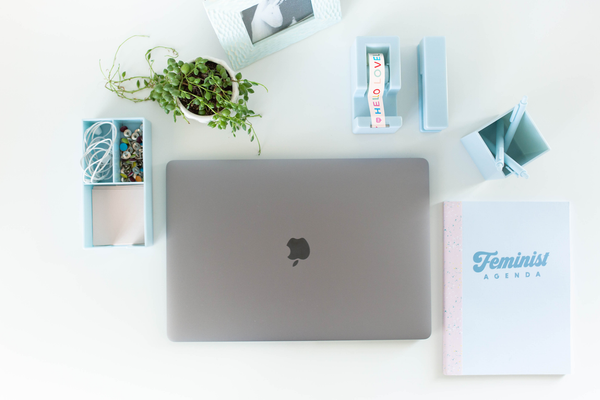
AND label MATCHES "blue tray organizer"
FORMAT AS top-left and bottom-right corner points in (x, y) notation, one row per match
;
(82, 117), (153, 247)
